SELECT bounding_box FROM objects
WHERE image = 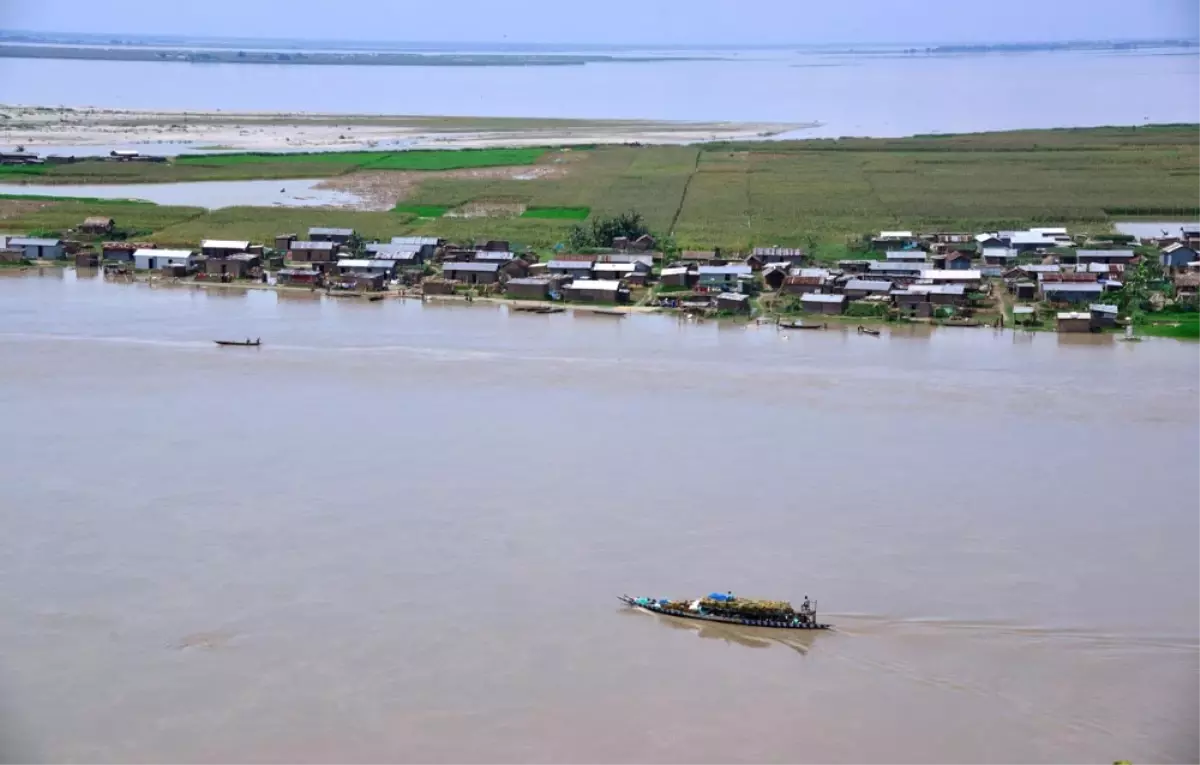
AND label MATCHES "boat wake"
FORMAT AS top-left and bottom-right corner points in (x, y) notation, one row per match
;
(826, 613), (1199, 652)
(625, 607), (821, 655)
